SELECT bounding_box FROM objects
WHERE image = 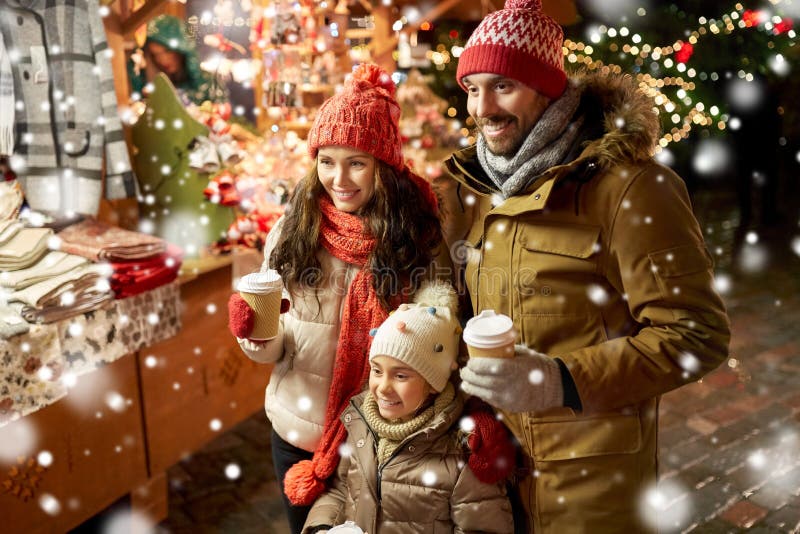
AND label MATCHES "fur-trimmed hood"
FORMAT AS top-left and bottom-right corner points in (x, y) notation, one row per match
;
(573, 69), (661, 169)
